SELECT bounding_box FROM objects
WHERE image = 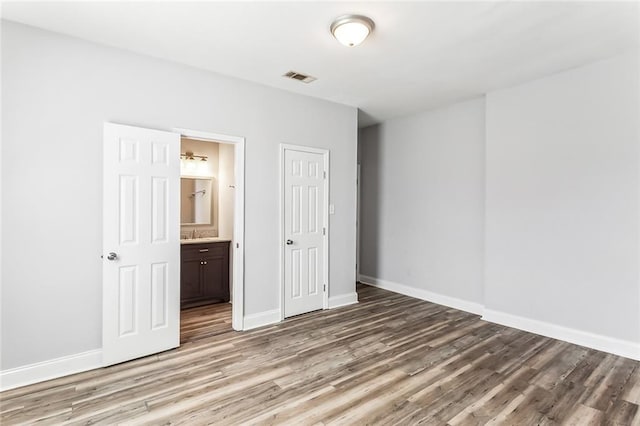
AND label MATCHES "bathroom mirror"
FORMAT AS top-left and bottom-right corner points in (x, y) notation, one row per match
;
(180, 177), (217, 225)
